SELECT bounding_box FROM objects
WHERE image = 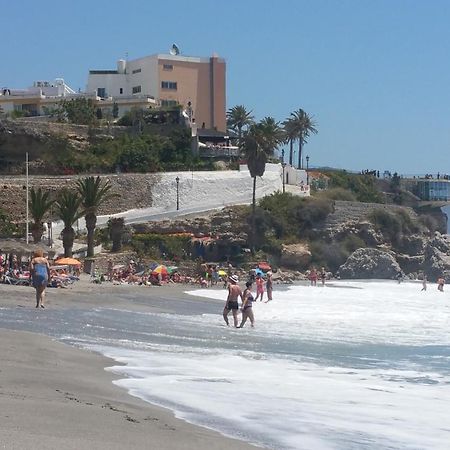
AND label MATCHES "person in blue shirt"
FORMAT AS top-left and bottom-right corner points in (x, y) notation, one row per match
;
(30, 250), (51, 308)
